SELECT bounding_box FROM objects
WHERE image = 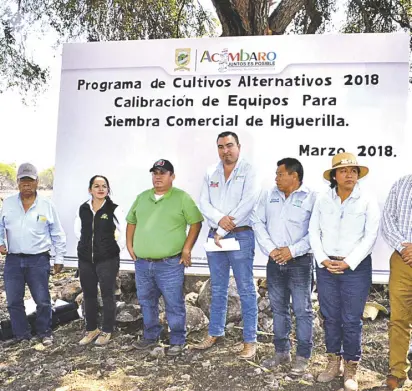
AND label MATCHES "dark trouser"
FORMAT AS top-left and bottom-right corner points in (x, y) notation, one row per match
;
(79, 257), (120, 333)
(4, 253), (52, 339)
(267, 254), (314, 358)
(316, 255), (372, 362)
